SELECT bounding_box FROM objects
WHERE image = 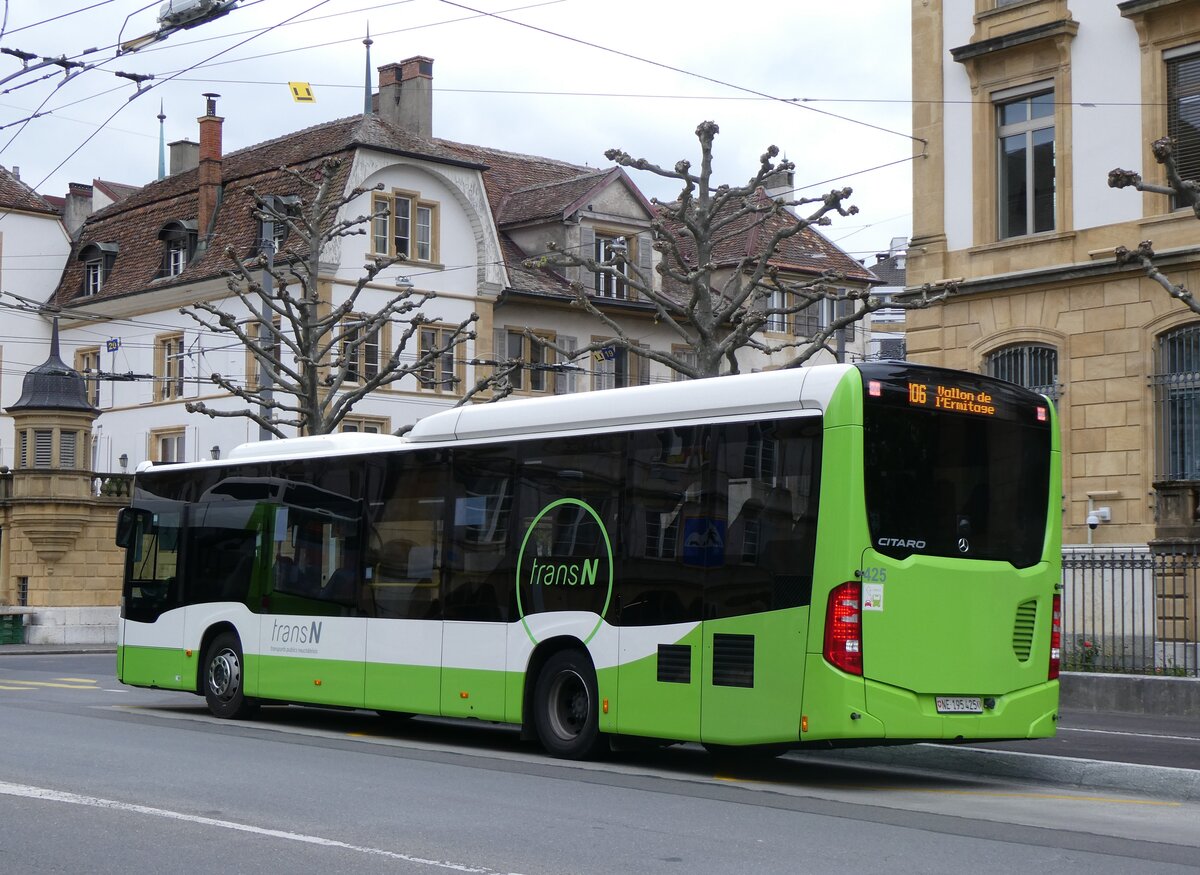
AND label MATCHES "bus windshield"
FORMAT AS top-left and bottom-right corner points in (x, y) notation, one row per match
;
(861, 364), (1052, 568)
